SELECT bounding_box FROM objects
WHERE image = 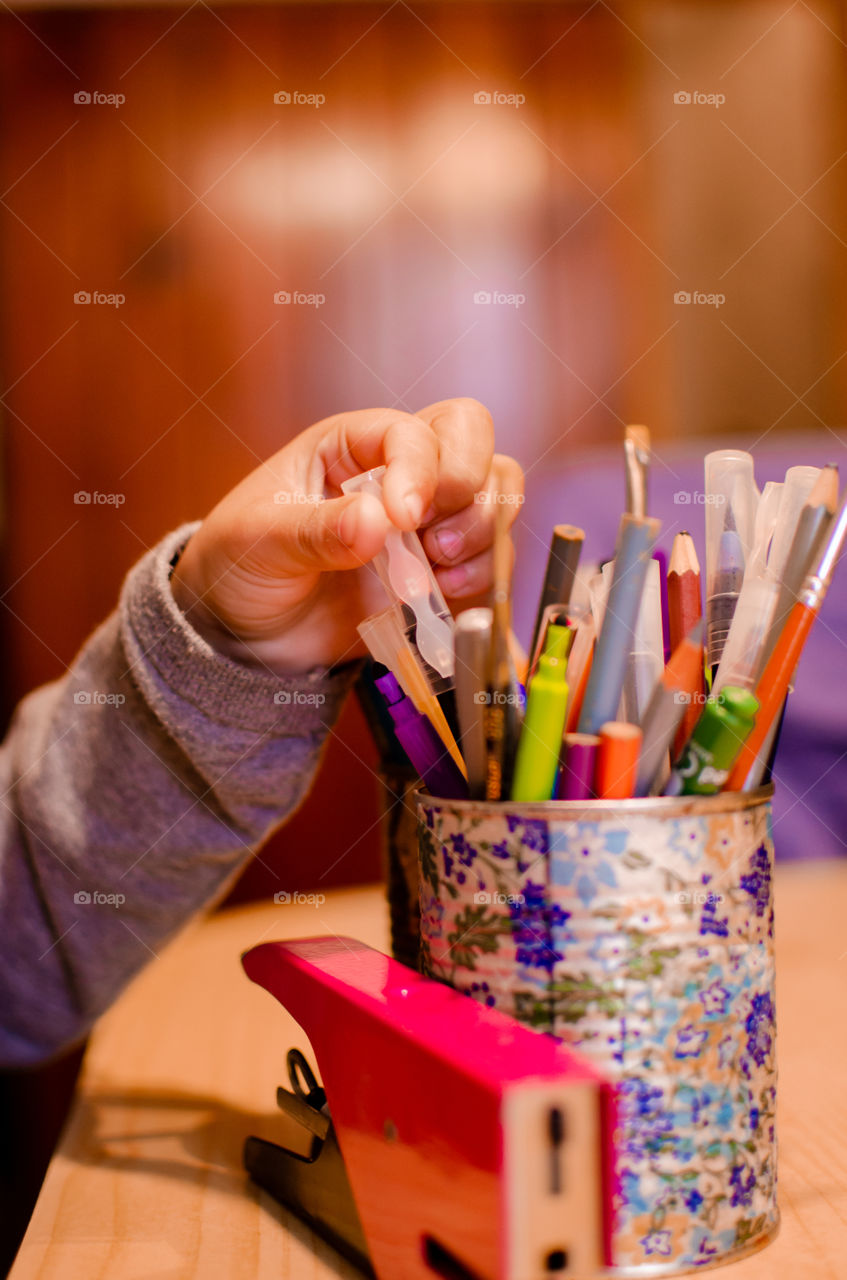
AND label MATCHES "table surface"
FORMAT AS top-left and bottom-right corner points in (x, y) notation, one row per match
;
(11, 864), (847, 1280)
